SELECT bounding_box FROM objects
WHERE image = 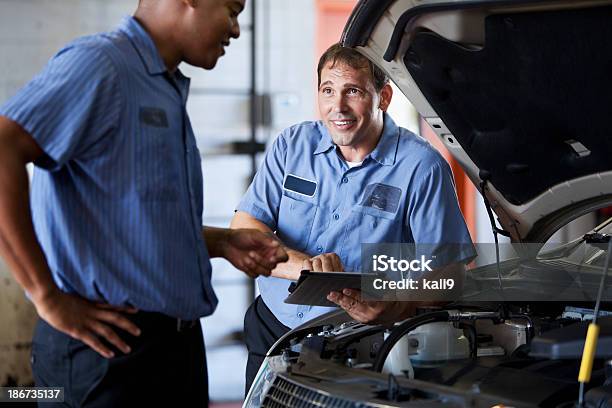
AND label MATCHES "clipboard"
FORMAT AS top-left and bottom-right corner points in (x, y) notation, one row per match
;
(284, 270), (381, 307)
